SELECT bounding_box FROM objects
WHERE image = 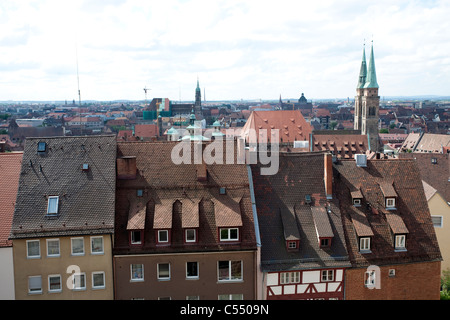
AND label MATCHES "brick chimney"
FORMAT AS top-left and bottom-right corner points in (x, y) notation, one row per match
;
(324, 153), (333, 199)
(117, 156), (137, 179)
